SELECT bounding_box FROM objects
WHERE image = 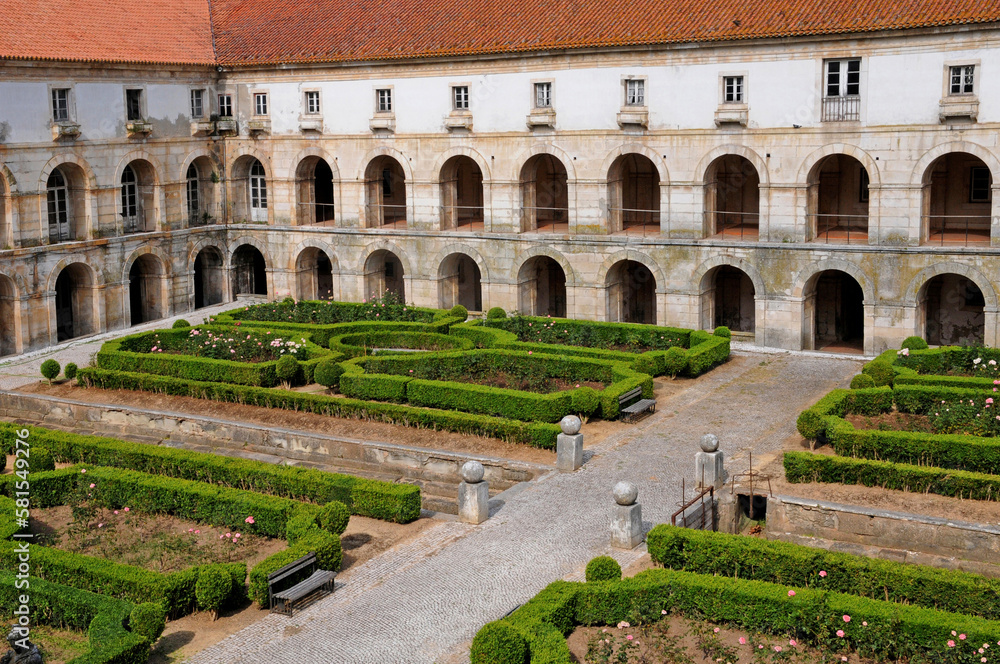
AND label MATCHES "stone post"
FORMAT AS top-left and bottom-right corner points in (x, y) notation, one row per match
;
(556, 415), (583, 472)
(457, 460), (489, 524)
(695, 434), (725, 489)
(610, 481), (643, 549)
